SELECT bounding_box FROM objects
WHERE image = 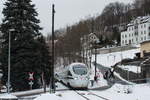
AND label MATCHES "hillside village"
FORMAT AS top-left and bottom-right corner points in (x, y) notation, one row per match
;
(80, 15), (150, 83)
(1, 0), (150, 100)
